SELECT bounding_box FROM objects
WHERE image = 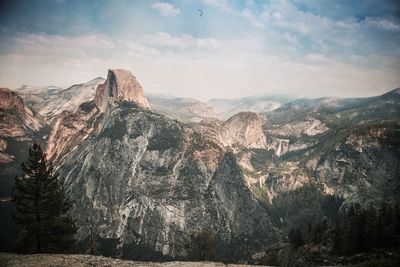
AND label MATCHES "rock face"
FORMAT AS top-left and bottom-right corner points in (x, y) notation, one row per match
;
(0, 88), (26, 115)
(39, 78), (104, 119)
(17, 78), (105, 122)
(0, 88), (41, 163)
(219, 112), (267, 149)
(313, 124), (400, 205)
(95, 69), (150, 112)
(45, 69), (280, 260)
